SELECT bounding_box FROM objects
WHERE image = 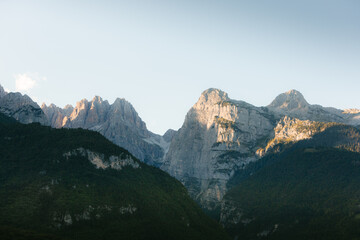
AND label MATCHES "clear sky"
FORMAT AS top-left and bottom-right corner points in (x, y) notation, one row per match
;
(1, 0), (359, 134)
